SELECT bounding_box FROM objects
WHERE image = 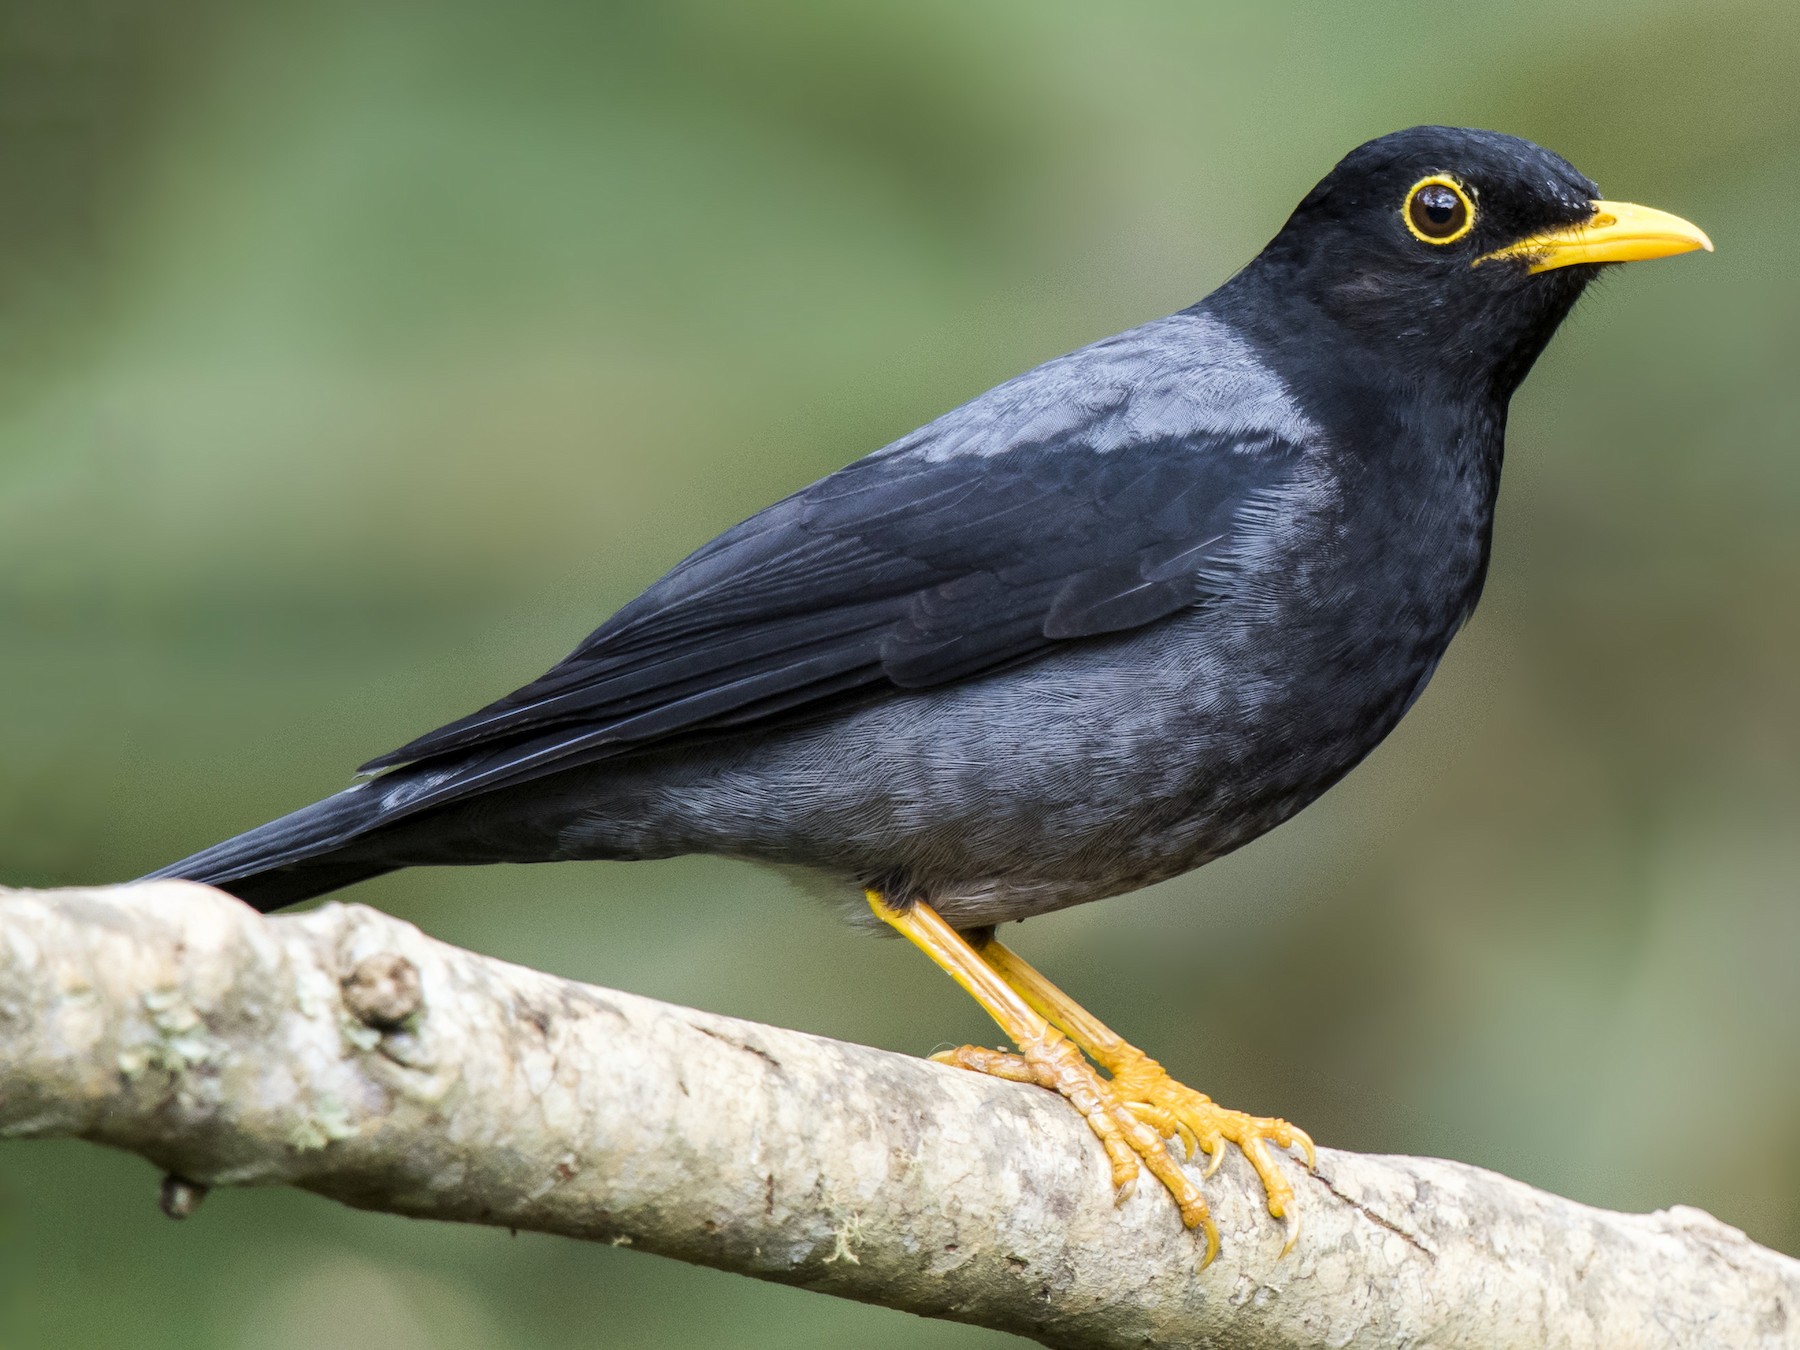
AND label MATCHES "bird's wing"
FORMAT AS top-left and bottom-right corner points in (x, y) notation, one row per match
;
(358, 311), (1318, 808)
